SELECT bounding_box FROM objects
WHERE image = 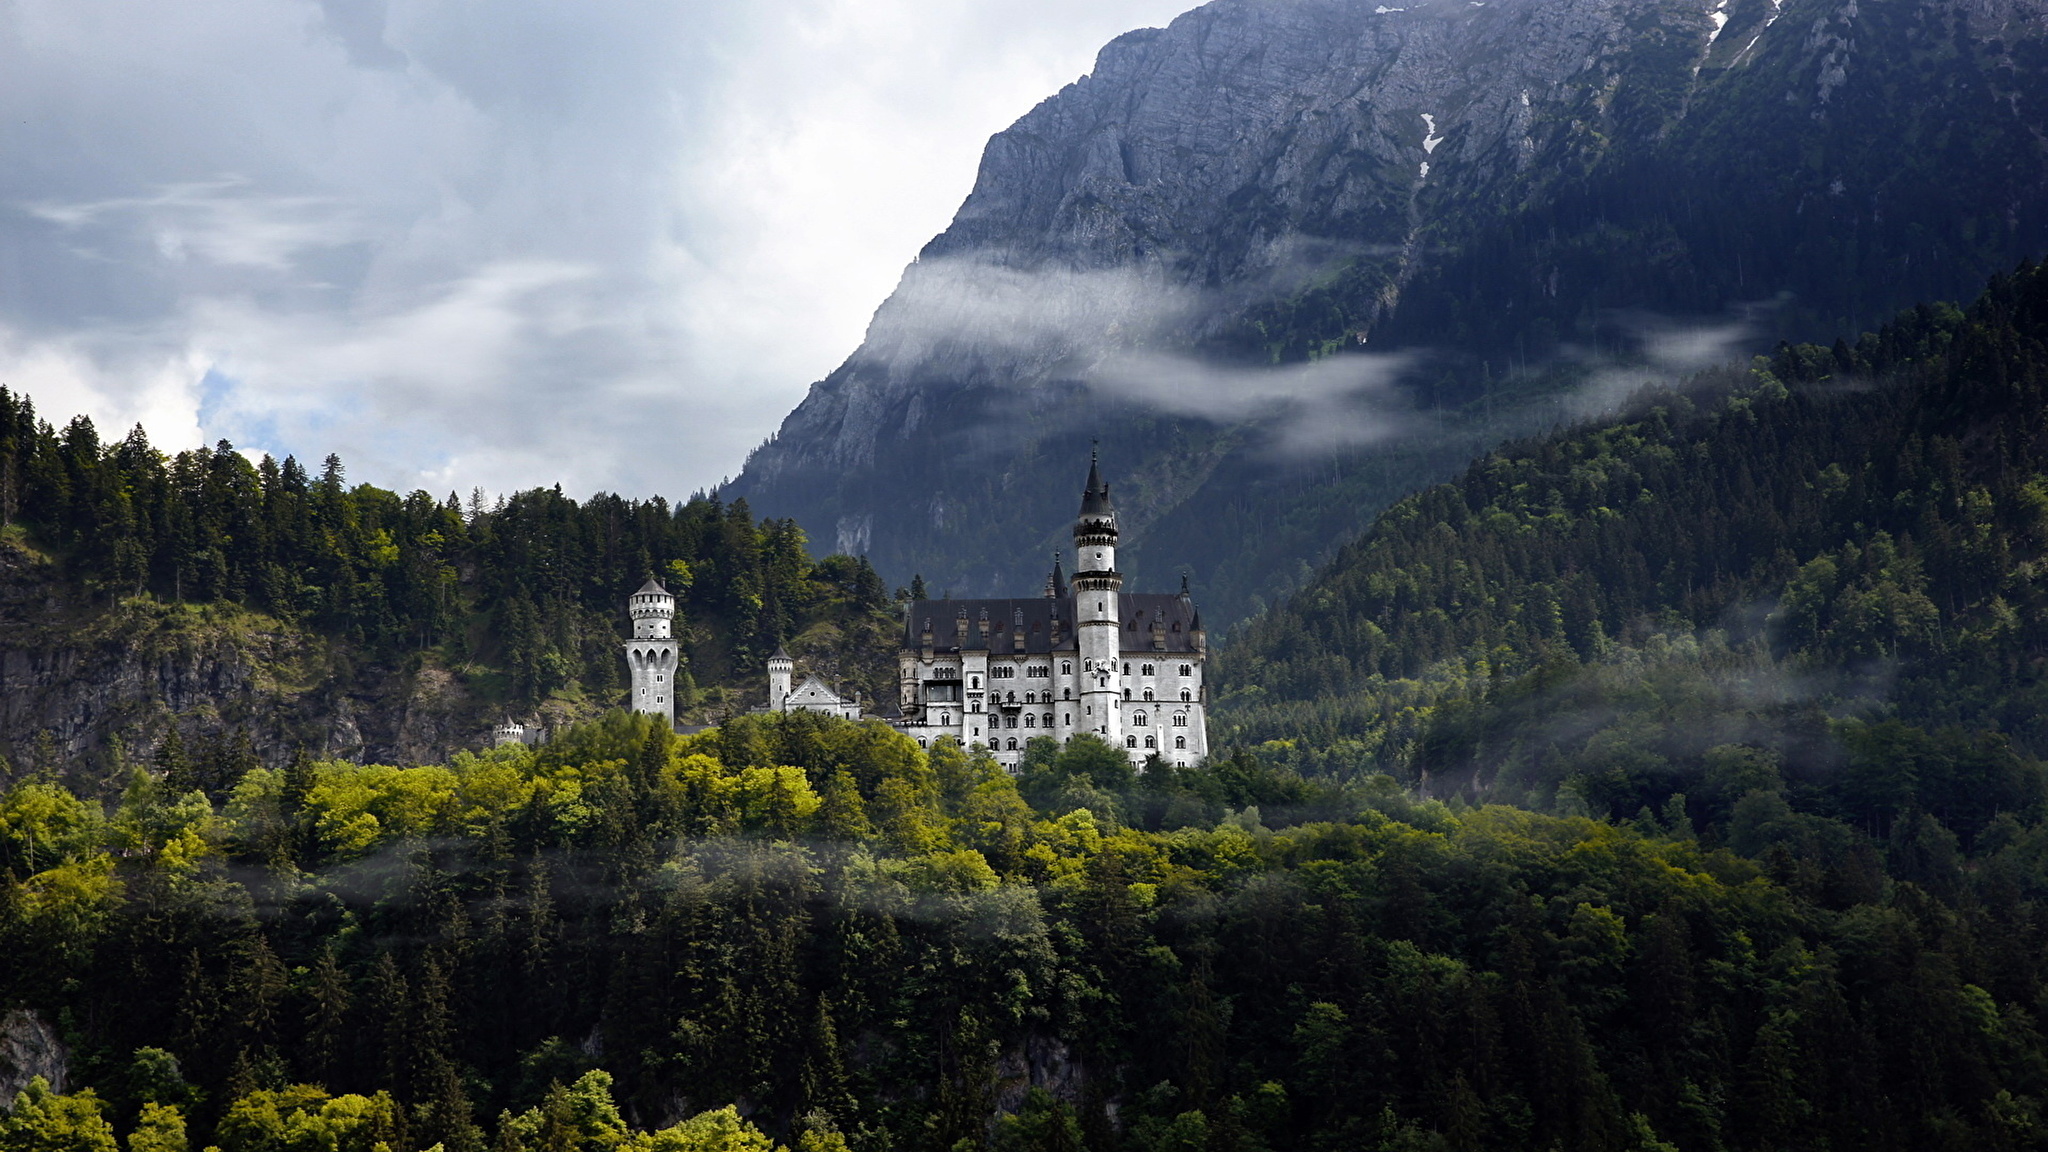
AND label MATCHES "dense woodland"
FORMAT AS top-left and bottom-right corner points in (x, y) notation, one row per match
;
(13, 261), (2048, 1148)
(1218, 260), (2048, 830)
(0, 395), (898, 726)
(13, 709), (2048, 1152)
